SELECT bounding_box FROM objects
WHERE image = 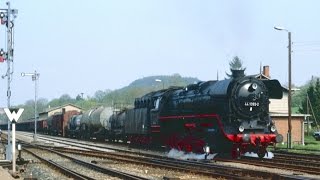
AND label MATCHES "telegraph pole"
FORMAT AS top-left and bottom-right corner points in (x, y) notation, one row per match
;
(274, 26), (293, 149)
(0, 2), (18, 160)
(288, 32), (292, 149)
